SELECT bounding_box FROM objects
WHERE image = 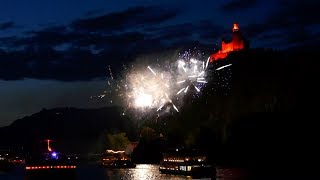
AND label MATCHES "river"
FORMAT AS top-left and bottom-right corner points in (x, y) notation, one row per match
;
(1, 164), (213, 180)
